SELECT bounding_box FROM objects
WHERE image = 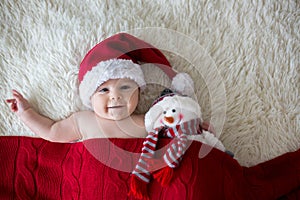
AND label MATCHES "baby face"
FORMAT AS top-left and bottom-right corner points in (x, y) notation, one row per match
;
(91, 78), (139, 120)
